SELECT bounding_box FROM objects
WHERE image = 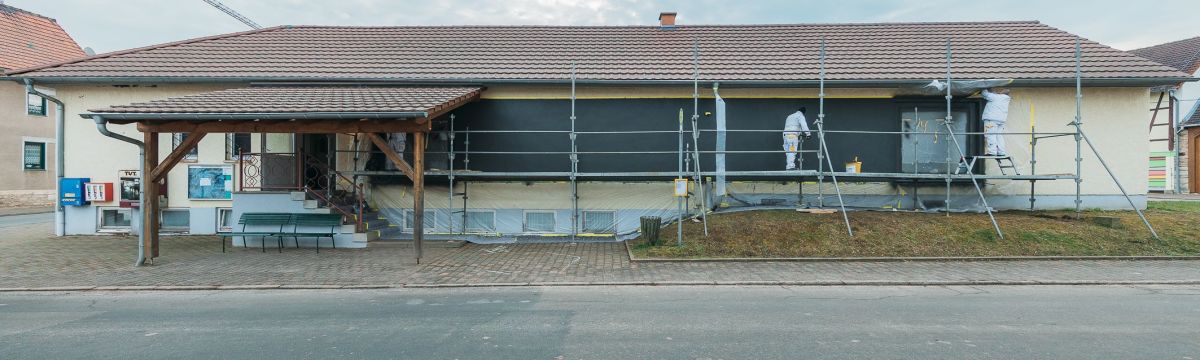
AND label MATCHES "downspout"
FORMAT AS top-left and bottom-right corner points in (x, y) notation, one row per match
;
(24, 79), (66, 236)
(1170, 89), (1183, 194)
(92, 115), (147, 267)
